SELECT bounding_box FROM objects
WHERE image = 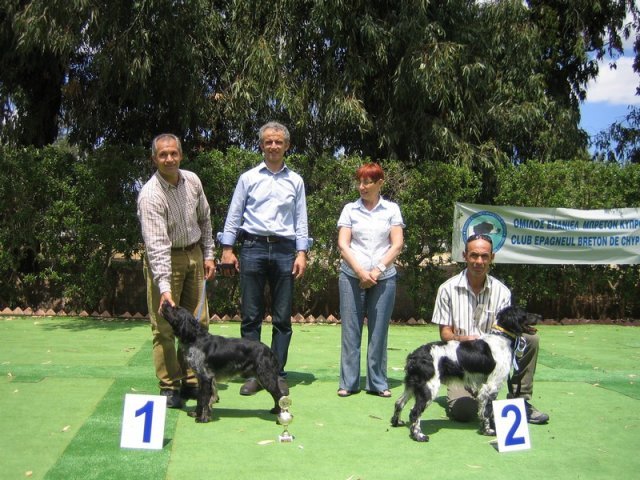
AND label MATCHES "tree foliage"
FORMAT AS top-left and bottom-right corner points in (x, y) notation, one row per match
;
(1, 0), (638, 163)
(0, 143), (147, 309)
(1, 145), (639, 319)
(592, 106), (640, 163)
